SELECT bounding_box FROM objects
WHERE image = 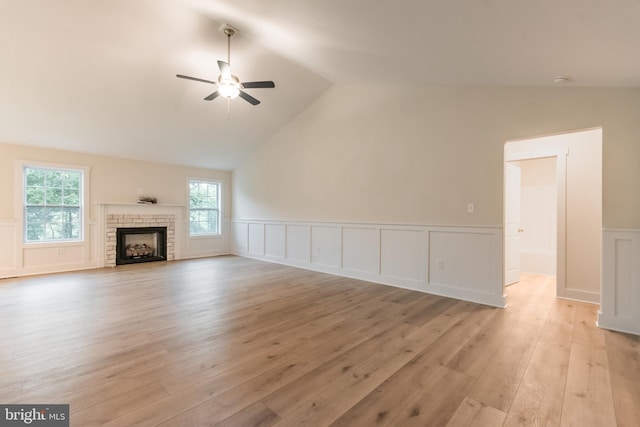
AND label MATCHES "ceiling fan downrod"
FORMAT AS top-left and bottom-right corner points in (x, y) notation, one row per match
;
(224, 27), (234, 66)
